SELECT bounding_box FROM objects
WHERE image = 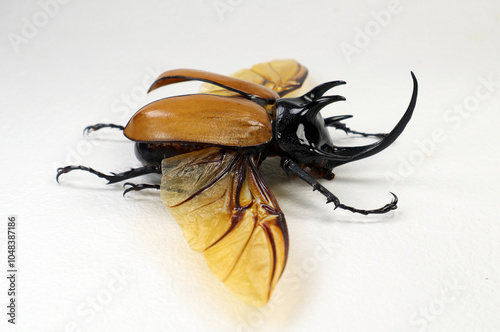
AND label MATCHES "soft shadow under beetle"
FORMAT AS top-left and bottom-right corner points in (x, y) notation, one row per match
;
(57, 60), (418, 307)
